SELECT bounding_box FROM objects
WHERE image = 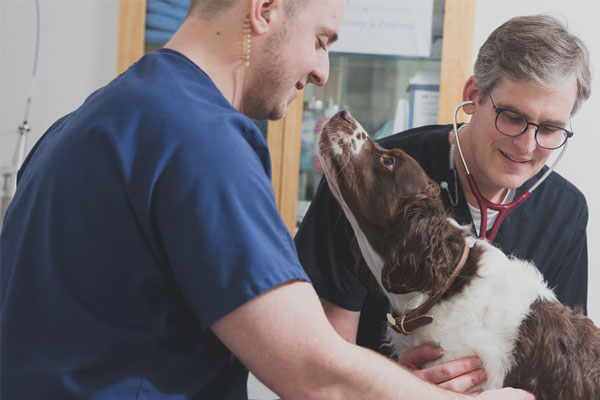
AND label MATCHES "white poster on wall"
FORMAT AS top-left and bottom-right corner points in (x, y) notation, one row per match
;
(331, 0), (435, 57)
(408, 68), (440, 128)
